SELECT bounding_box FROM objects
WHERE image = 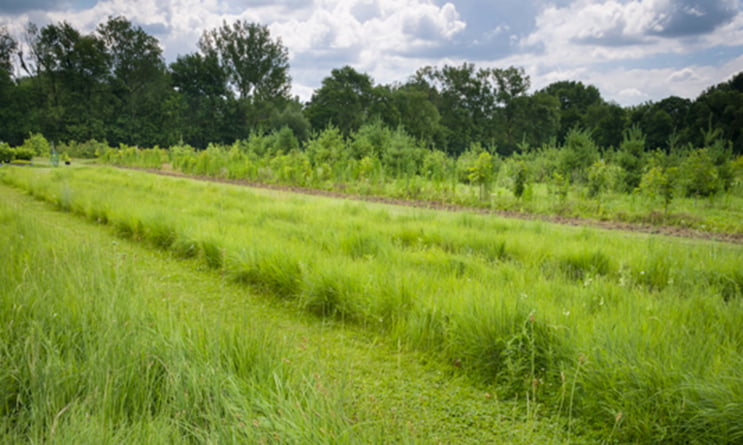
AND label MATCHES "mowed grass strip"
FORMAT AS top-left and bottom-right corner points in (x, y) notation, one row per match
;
(2, 165), (743, 443)
(0, 185), (570, 443)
